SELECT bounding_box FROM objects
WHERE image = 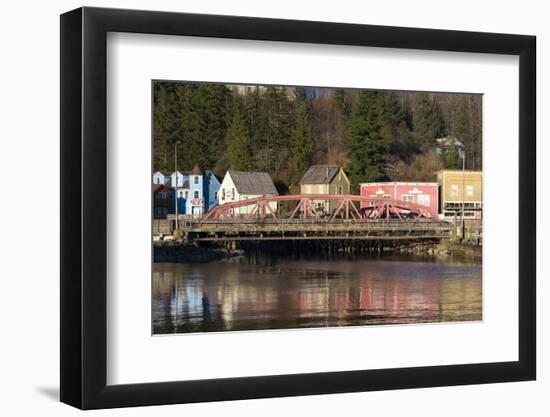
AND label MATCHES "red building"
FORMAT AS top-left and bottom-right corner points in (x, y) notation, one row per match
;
(360, 182), (439, 218)
(153, 183), (175, 219)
